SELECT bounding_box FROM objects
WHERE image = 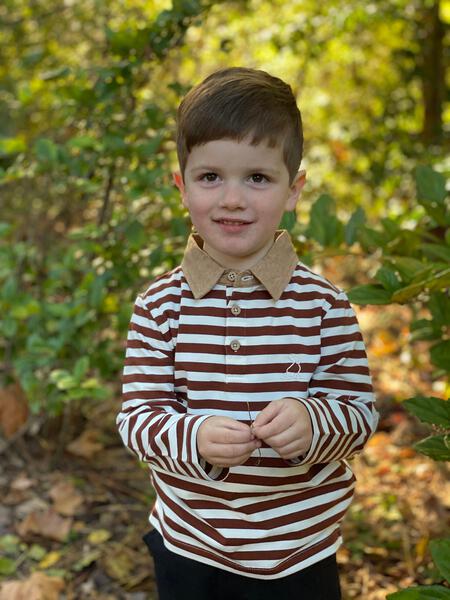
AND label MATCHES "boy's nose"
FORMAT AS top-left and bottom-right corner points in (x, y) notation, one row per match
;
(220, 183), (246, 209)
